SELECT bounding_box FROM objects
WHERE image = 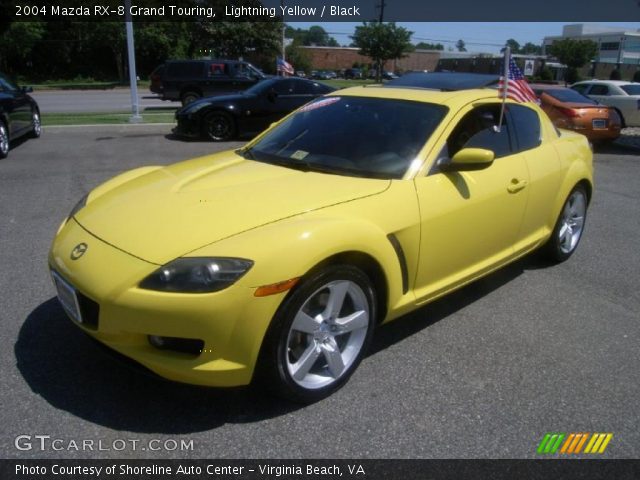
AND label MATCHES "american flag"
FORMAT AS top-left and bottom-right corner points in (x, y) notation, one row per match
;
(498, 57), (537, 103)
(276, 57), (294, 76)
